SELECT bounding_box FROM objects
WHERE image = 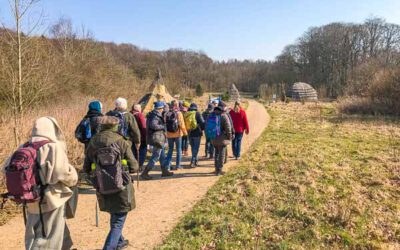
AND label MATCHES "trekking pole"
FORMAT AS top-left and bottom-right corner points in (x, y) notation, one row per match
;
(136, 149), (140, 190)
(137, 169), (140, 190)
(22, 204), (27, 226)
(95, 200), (99, 227)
